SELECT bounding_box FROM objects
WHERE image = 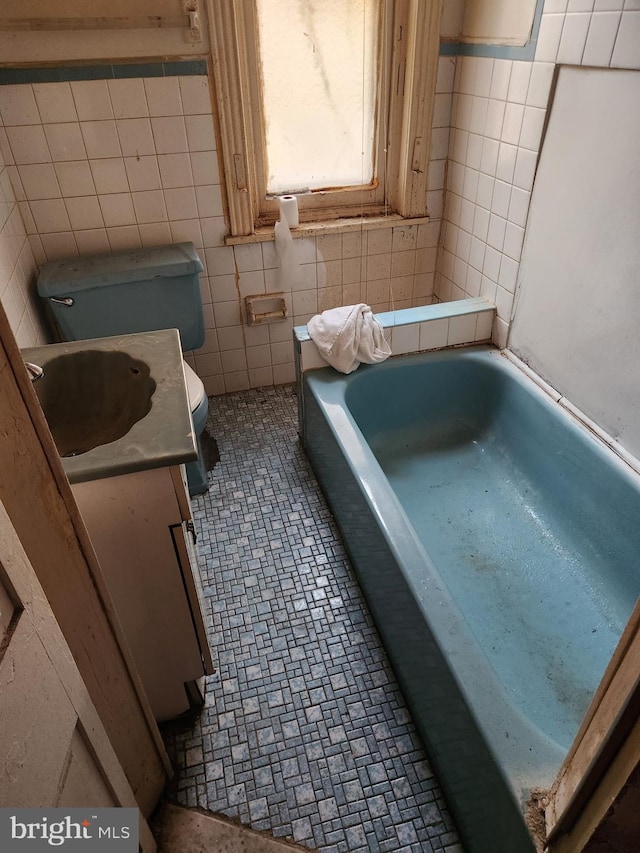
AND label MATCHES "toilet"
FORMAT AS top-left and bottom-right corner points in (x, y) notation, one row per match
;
(37, 242), (210, 497)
